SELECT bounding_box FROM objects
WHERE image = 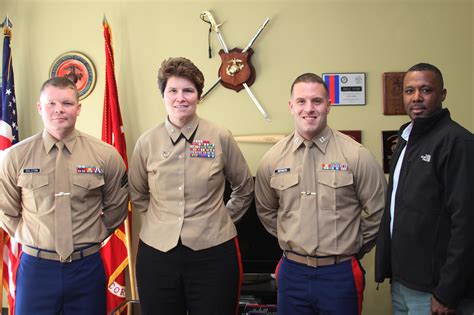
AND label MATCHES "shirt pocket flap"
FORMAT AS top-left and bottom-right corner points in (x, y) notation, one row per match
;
(17, 173), (49, 190)
(73, 175), (105, 190)
(270, 173), (299, 191)
(317, 171), (353, 188)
